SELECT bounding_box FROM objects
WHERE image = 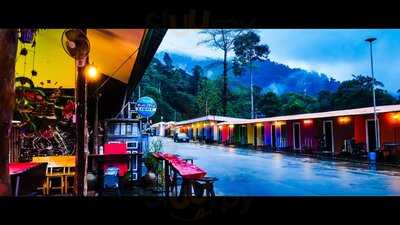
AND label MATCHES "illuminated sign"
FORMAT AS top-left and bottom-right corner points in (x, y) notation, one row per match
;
(136, 96), (157, 118)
